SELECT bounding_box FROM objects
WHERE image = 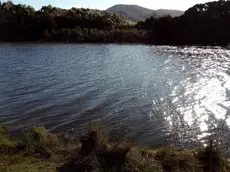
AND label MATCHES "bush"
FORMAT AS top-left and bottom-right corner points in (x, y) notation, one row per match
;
(22, 127), (60, 157)
(59, 125), (133, 172)
(0, 124), (16, 152)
